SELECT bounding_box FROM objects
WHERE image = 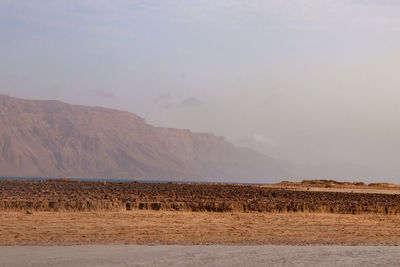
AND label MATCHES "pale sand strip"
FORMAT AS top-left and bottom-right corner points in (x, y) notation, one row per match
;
(260, 185), (400, 195)
(1, 211), (400, 246)
(0, 245), (399, 267)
